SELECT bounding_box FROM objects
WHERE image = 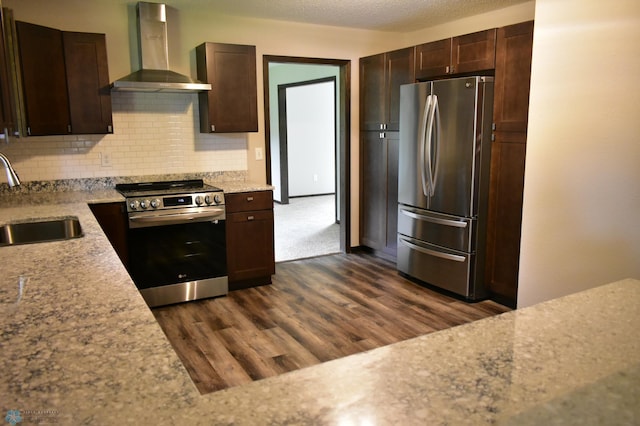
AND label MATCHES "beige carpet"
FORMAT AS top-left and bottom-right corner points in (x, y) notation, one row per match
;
(273, 194), (340, 262)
